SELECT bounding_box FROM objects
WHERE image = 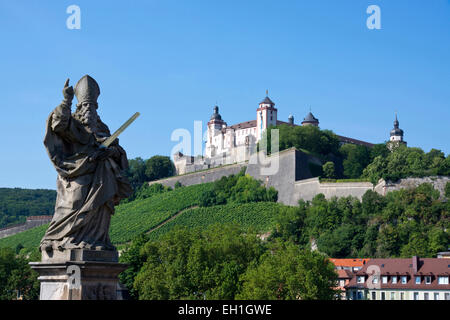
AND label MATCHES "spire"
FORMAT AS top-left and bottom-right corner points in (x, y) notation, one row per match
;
(210, 105), (222, 121)
(393, 112), (399, 128)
